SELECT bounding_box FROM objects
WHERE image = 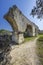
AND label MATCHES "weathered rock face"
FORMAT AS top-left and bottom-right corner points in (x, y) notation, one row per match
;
(4, 5), (39, 44)
(0, 40), (12, 65)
